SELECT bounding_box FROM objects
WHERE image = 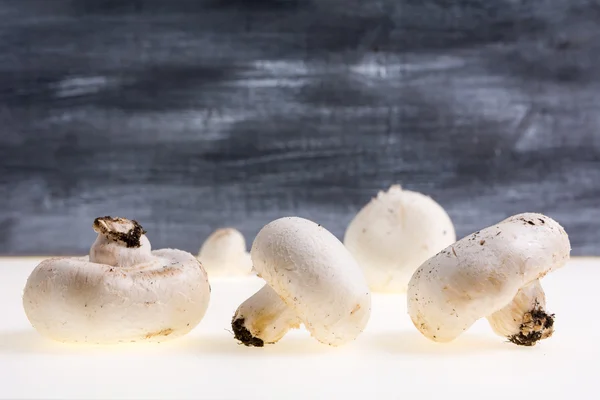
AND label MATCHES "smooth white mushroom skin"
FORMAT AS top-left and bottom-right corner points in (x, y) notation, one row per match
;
(23, 216), (211, 344)
(344, 185), (456, 293)
(197, 228), (253, 277)
(407, 212), (570, 346)
(232, 217), (371, 347)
